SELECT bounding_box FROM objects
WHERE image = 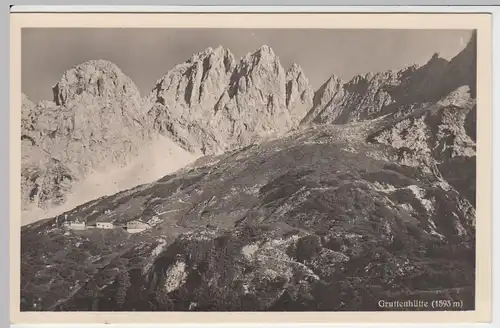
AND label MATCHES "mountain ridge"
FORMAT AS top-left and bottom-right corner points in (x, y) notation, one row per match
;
(21, 44), (318, 221)
(21, 34), (476, 226)
(302, 32), (476, 125)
